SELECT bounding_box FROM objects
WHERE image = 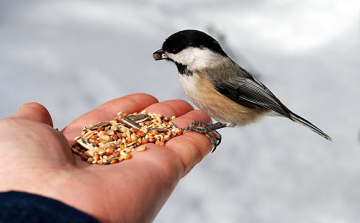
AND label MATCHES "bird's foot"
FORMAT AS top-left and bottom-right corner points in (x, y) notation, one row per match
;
(182, 121), (226, 152)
